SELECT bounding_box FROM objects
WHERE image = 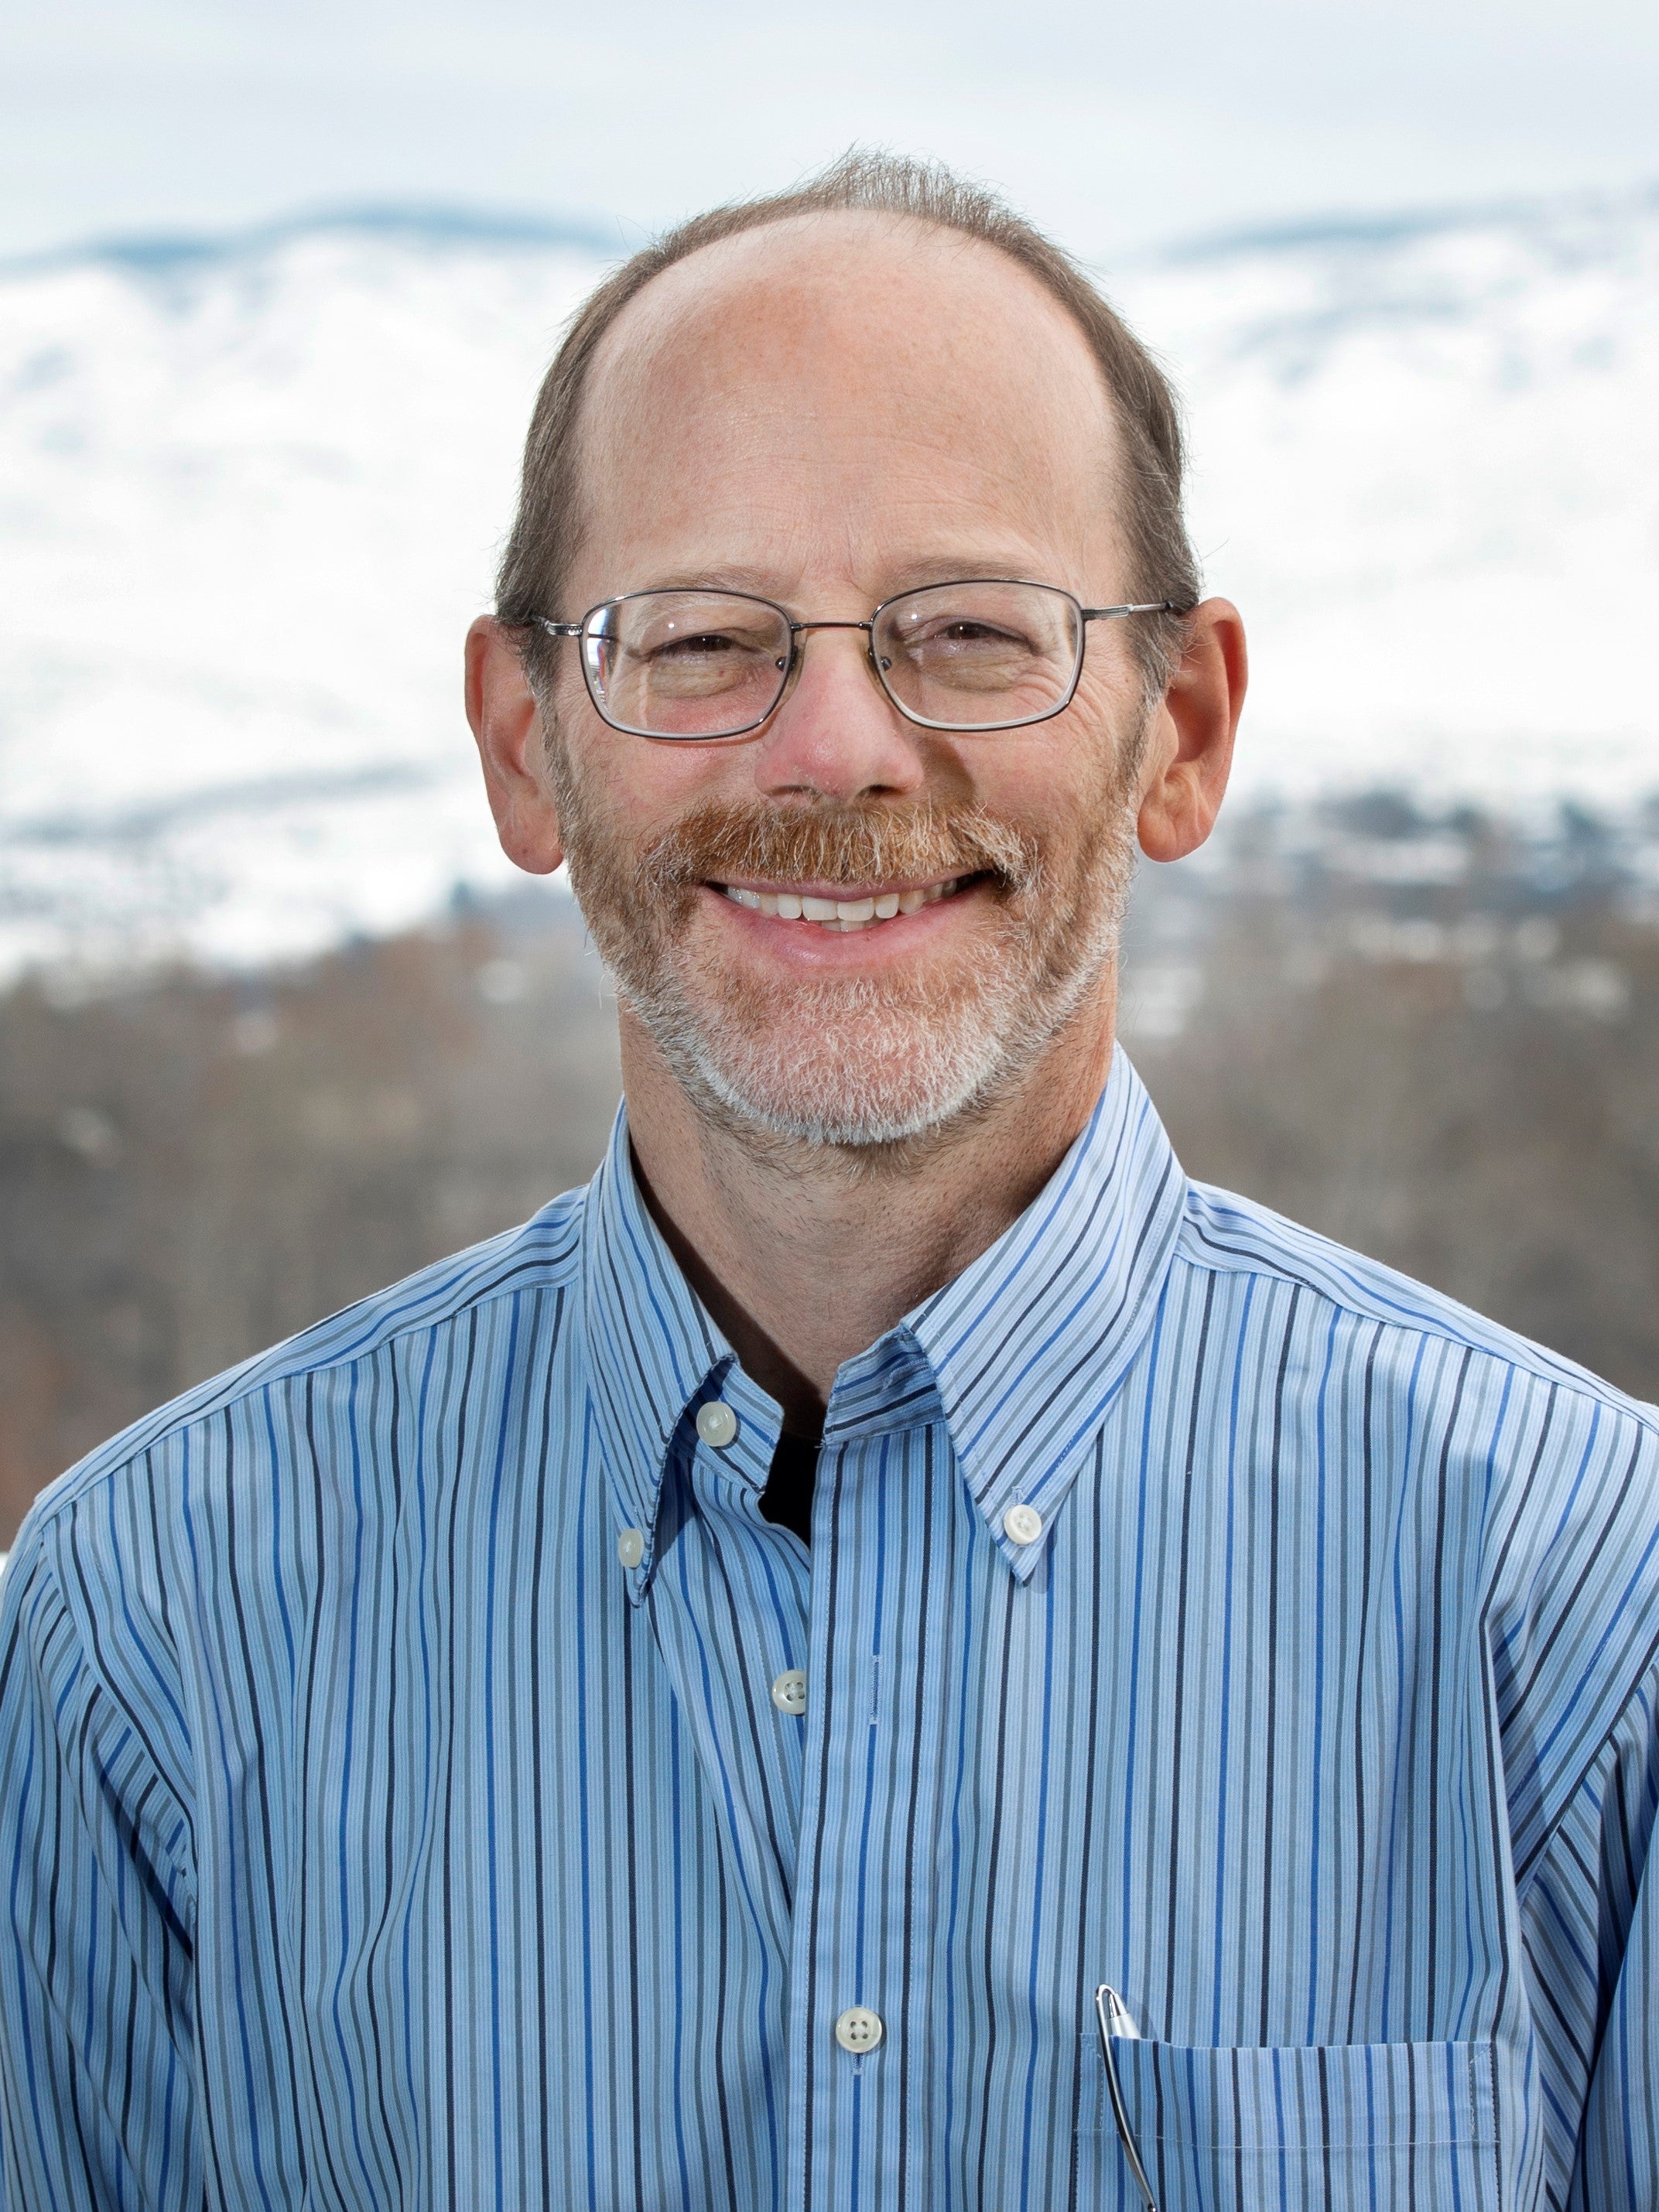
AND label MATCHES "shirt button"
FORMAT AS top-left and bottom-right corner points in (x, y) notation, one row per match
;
(616, 1528), (645, 1569)
(1003, 1503), (1044, 1546)
(834, 2005), (884, 2054)
(696, 1400), (739, 1448)
(770, 1668), (808, 1715)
